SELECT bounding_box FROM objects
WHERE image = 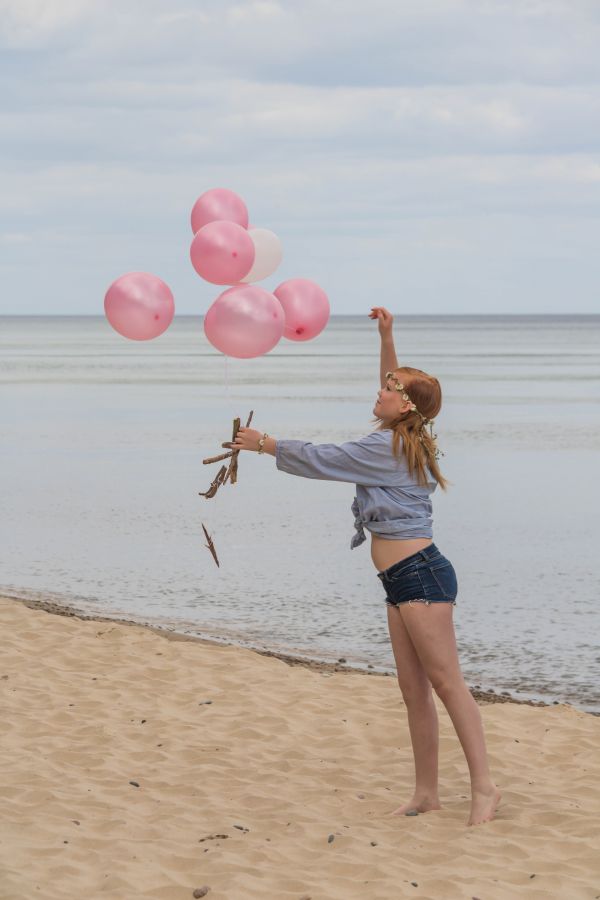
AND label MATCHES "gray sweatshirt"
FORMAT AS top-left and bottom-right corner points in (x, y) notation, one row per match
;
(274, 429), (436, 549)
